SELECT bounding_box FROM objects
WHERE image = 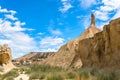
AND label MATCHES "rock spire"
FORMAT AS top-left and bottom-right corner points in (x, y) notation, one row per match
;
(90, 14), (96, 27)
(78, 14), (101, 40)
